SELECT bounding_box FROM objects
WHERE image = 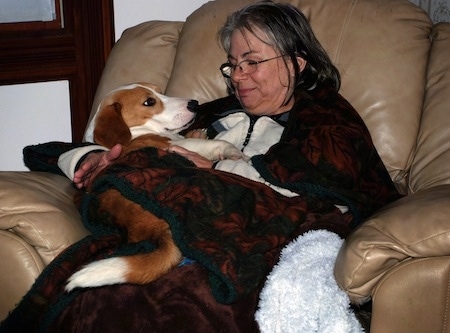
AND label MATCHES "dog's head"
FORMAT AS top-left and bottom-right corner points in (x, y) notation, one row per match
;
(87, 83), (198, 149)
